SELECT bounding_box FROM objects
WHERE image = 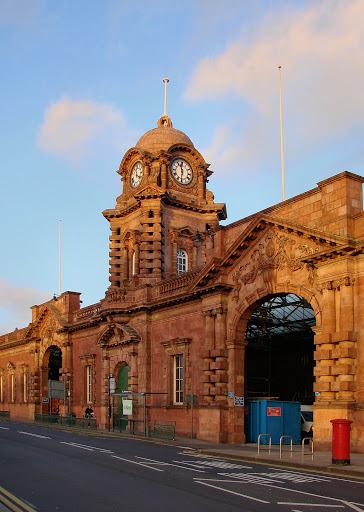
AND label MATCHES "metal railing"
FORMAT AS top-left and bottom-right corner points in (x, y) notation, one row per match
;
(257, 434), (271, 456)
(34, 413), (97, 430)
(279, 435), (293, 459)
(302, 437), (314, 461)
